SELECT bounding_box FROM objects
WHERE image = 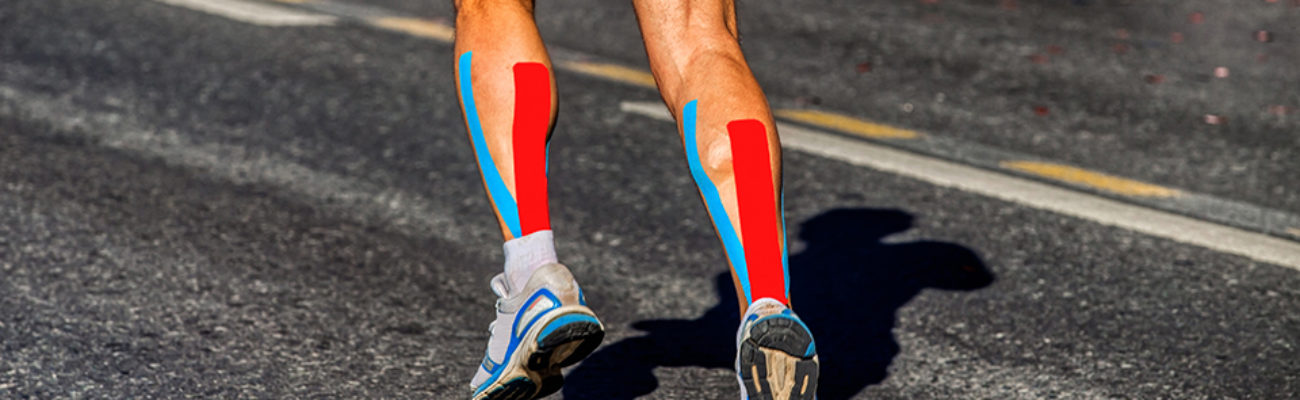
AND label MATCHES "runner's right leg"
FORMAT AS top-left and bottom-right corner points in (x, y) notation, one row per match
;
(454, 1), (603, 398)
(631, 0), (818, 398)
